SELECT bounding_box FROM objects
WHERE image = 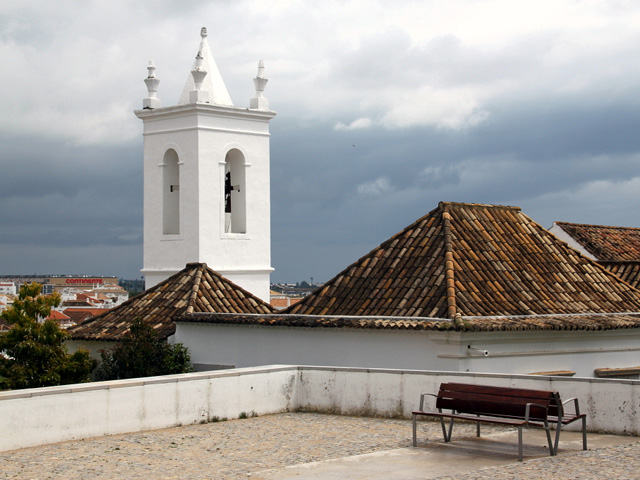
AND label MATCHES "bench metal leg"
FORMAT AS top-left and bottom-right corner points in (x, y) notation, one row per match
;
(544, 423), (554, 456)
(554, 422), (561, 455)
(412, 414), (417, 447)
(519, 424), (553, 462)
(553, 417), (587, 455)
(440, 417), (454, 442)
(518, 427), (523, 462)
